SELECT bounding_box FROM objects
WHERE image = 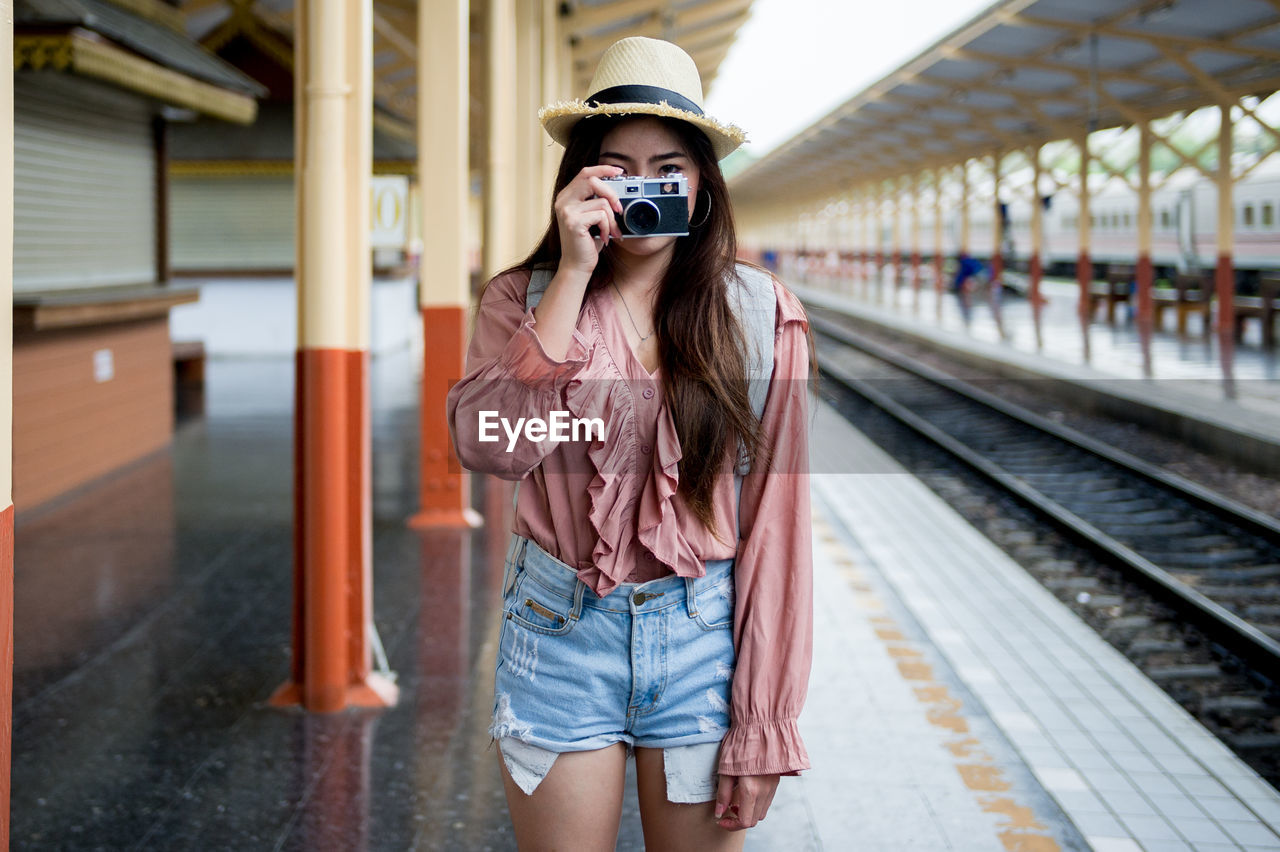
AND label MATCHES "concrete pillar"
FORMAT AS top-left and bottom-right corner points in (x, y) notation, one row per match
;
(1216, 103), (1237, 394)
(411, 0), (478, 530)
(1030, 145), (1044, 349)
(1137, 122), (1154, 377)
(910, 172), (921, 311)
(277, 0), (397, 711)
(934, 167), (944, 322)
(1078, 131), (1093, 363)
(0, 3), (13, 839)
(485, 0), (519, 278)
